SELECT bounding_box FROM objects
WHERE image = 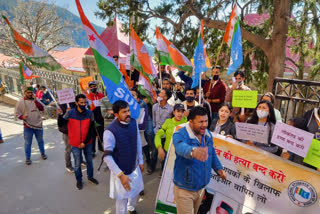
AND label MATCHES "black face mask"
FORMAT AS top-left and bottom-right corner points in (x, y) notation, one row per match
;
(78, 104), (86, 111)
(185, 96), (195, 103)
(213, 75), (219, 81)
(91, 88), (97, 93)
